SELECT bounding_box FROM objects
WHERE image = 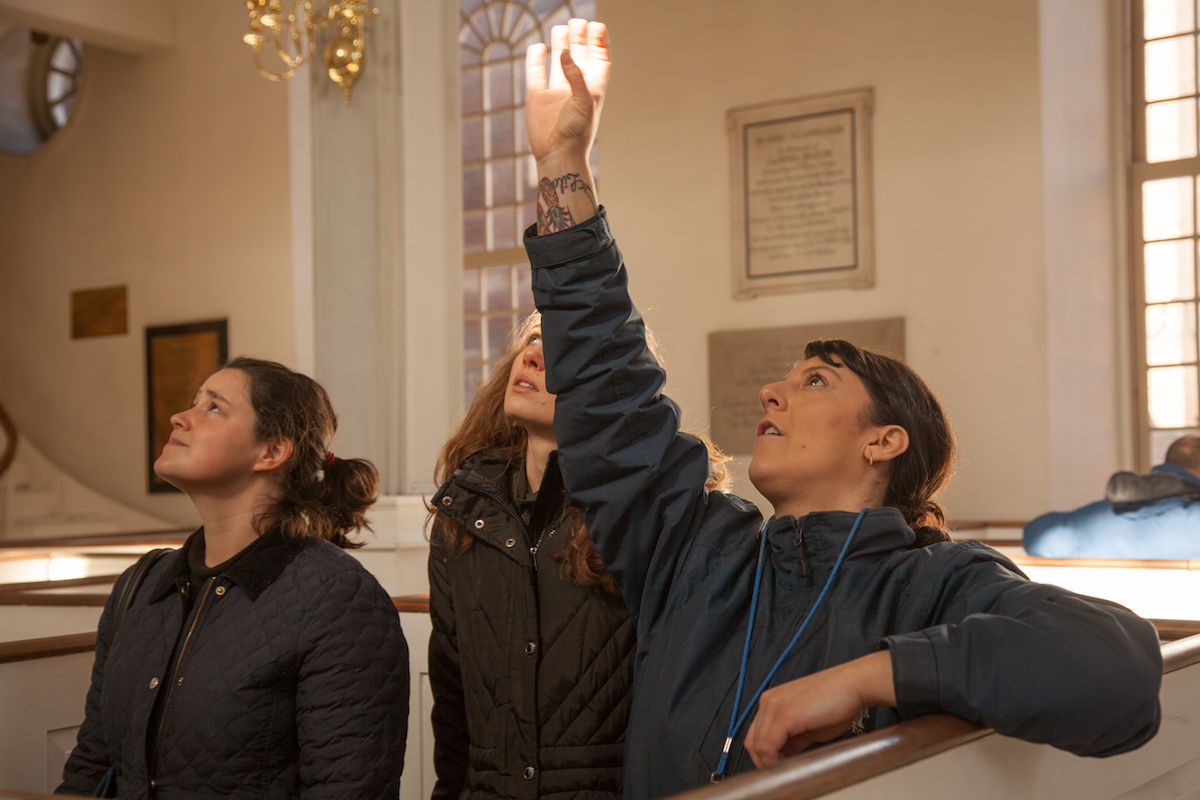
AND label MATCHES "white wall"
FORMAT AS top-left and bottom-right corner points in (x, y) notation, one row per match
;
(0, 1), (293, 527)
(597, 0), (1052, 520)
